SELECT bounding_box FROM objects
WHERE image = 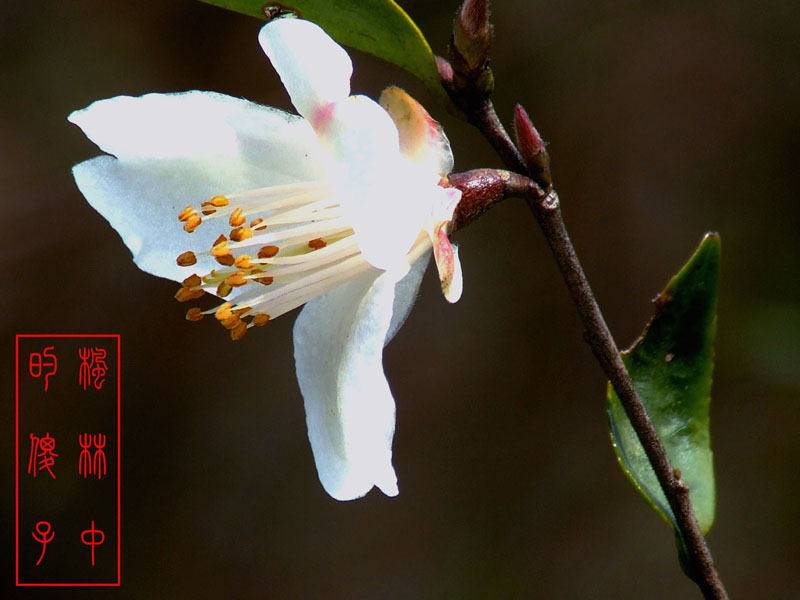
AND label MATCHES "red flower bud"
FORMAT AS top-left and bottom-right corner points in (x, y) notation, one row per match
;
(513, 104), (552, 188)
